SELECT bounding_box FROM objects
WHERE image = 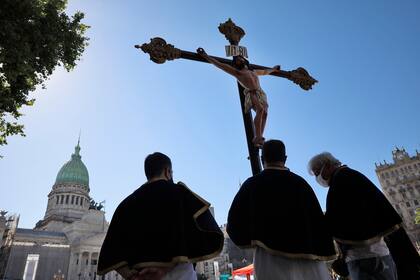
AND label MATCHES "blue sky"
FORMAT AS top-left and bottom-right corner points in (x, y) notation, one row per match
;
(1, 0), (419, 228)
